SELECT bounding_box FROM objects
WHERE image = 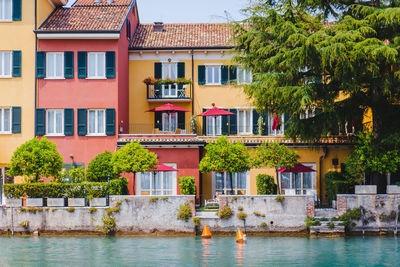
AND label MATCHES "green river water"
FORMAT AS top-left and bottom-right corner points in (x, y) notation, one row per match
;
(0, 236), (398, 266)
